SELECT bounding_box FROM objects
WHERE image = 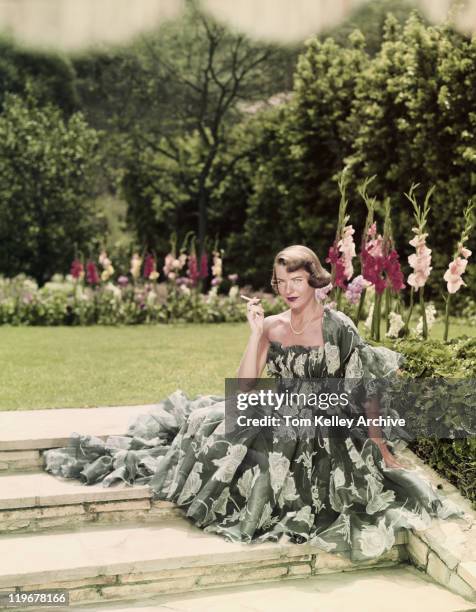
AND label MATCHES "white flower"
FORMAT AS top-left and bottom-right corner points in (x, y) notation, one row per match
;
(237, 465), (260, 501)
(180, 285), (191, 296)
(211, 487), (231, 515)
(337, 513), (352, 544)
(294, 505), (314, 528)
(358, 518), (395, 558)
(311, 484), (326, 512)
(258, 502), (279, 529)
(176, 462), (203, 504)
(416, 302), (437, 337)
(295, 450), (316, 480)
(277, 475), (300, 507)
(212, 444), (247, 483)
(366, 489), (396, 514)
(268, 452), (290, 494)
(332, 466), (346, 489)
(324, 342), (341, 375)
(386, 312), (405, 338)
(293, 353), (307, 377)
